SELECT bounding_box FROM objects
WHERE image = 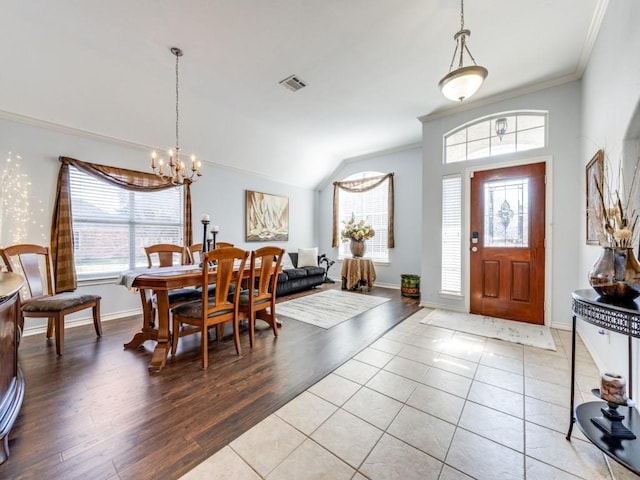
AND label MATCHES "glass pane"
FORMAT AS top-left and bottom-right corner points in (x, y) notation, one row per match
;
(517, 126), (545, 151)
(446, 129), (466, 146)
(517, 114), (545, 130)
(467, 121), (490, 142)
(491, 132), (516, 156)
(446, 143), (467, 163)
(467, 138), (491, 159)
(74, 223), (131, 274)
(483, 178), (529, 247)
